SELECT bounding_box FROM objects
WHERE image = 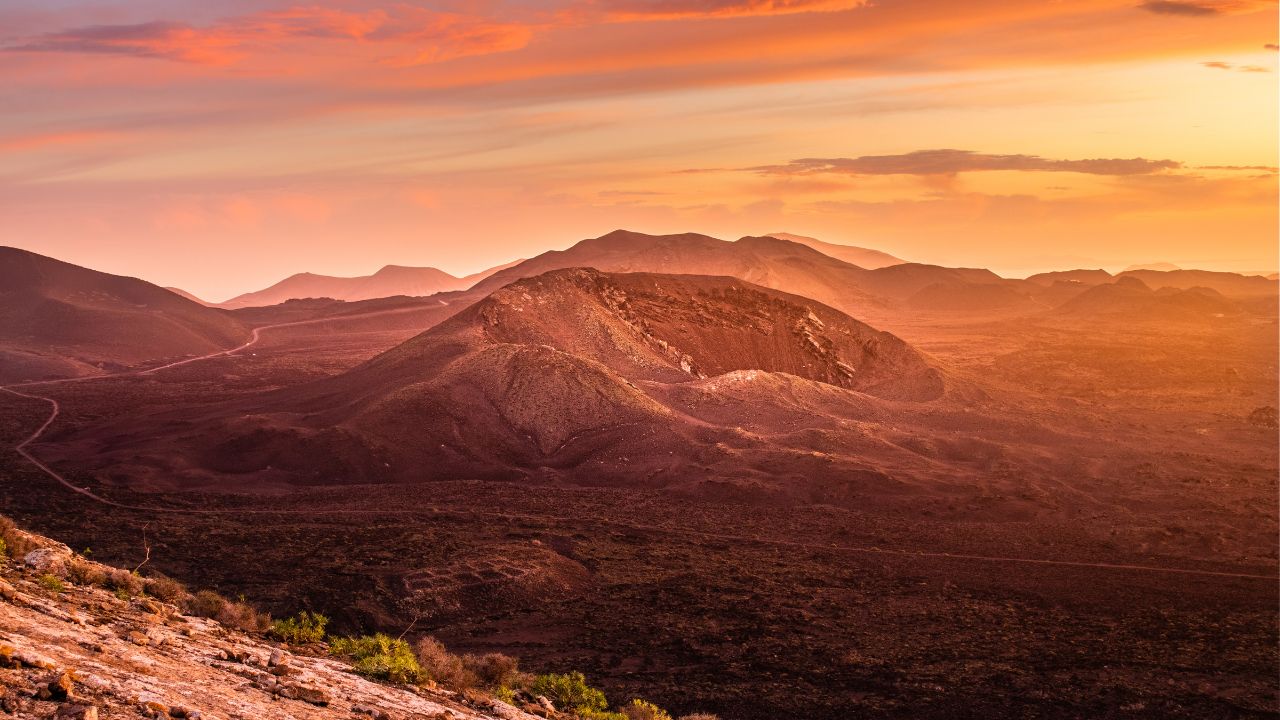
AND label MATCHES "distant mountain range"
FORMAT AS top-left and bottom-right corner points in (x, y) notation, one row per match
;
(4, 231), (1275, 385)
(214, 259), (524, 309)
